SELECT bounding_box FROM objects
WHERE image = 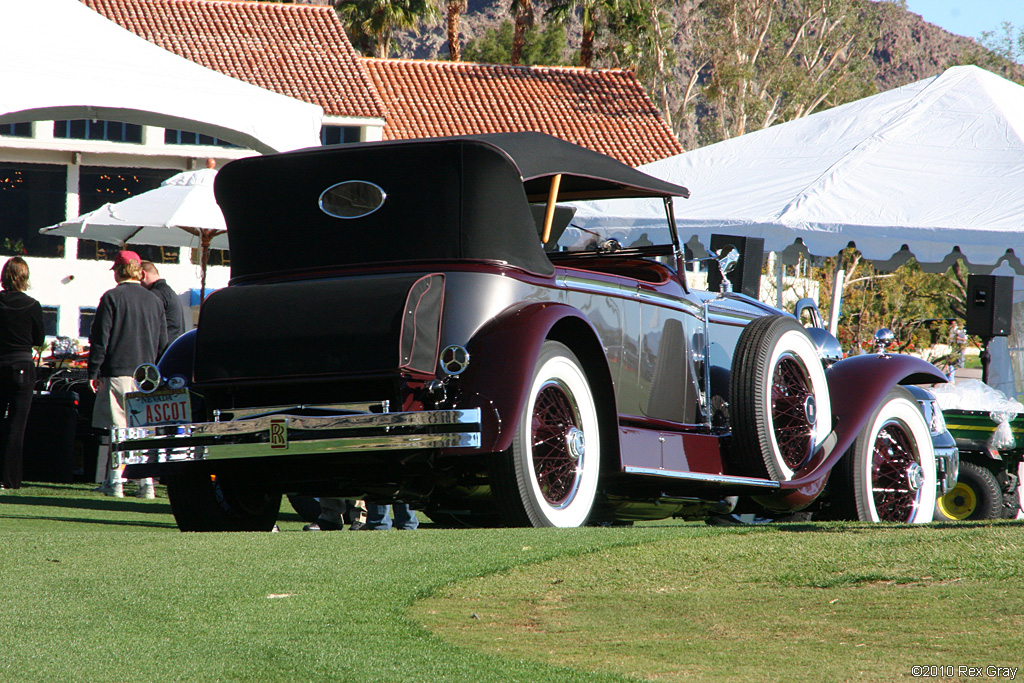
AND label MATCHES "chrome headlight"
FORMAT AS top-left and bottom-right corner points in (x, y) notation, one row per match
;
(904, 385), (948, 436)
(915, 395), (947, 436)
(926, 401), (947, 436)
